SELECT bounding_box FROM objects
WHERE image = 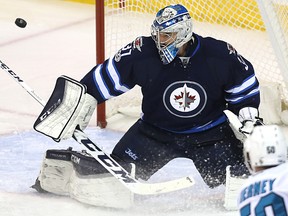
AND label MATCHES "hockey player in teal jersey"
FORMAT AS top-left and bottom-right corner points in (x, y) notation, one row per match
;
(238, 125), (288, 216)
